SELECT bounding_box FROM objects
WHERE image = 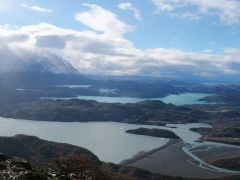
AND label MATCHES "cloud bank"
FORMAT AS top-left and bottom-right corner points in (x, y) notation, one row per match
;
(1, 3), (240, 78)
